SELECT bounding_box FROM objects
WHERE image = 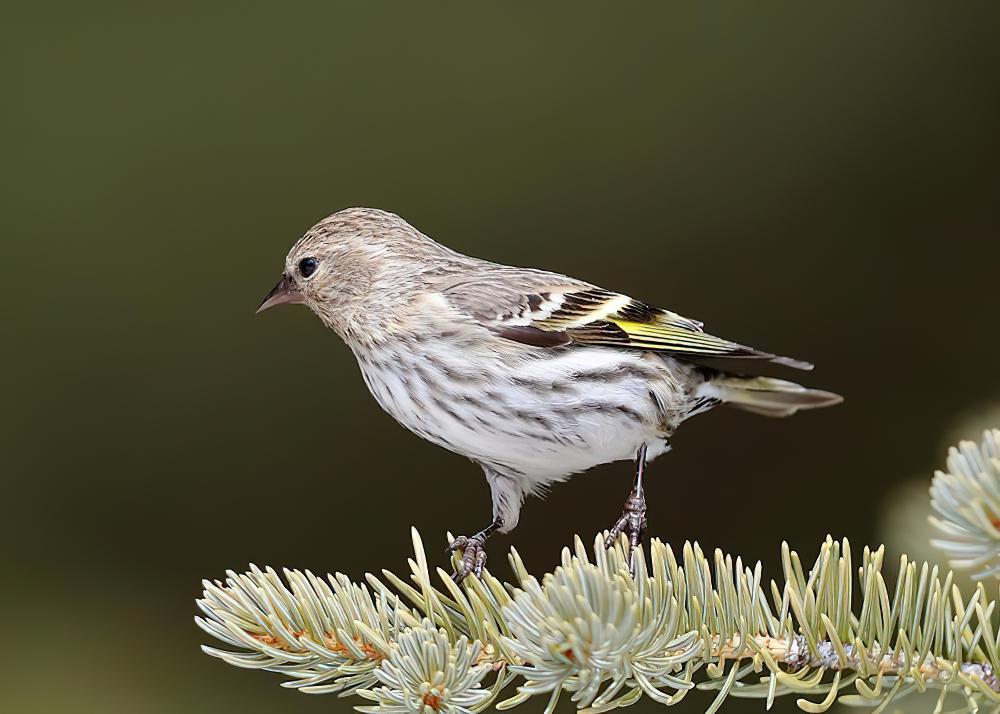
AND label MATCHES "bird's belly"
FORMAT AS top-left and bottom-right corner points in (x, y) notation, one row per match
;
(353, 343), (687, 484)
